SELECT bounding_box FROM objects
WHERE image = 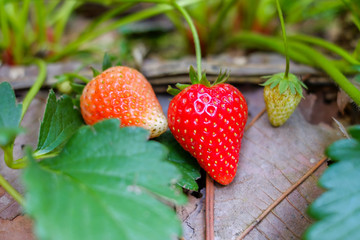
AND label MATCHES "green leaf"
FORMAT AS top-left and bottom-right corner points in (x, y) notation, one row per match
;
(199, 72), (211, 87)
(90, 66), (101, 77)
(23, 119), (186, 240)
(305, 125), (360, 240)
(212, 70), (229, 86)
(175, 83), (191, 91)
(35, 90), (84, 157)
(278, 79), (289, 94)
(155, 131), (201, 191)
(167, 85), (181, 96)
(102, 52), (112, 71)
(70, 82), (85, 94)
(189, 65), (198, 84)
(348, 125), (360, 140)
(0, 82), (23, 147)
